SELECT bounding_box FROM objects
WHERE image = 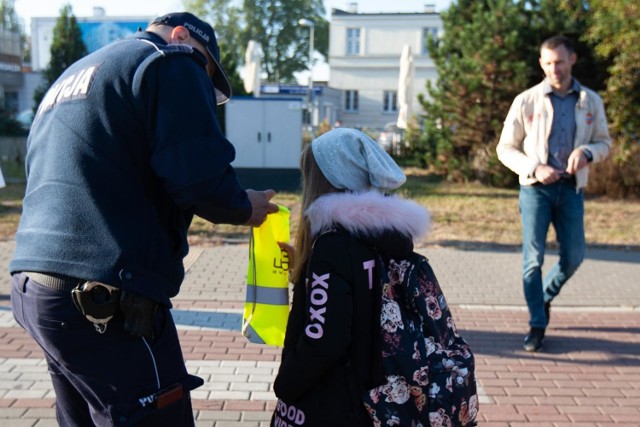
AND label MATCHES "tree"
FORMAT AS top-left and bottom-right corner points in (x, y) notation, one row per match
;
(0, 0), (31, 64)
(186, 0), (329, 85)
(32, 4), (87, 111)
(528, 0), (609, 92)
(0, 0), (21, 31)
(580, 0), (640, 197)
(184, 0), (328, 132)
(242, 0), (328, 83)
(418, 0), (531, 185)
(413, 0), (609, 186)
(186, 0), (247, 97)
